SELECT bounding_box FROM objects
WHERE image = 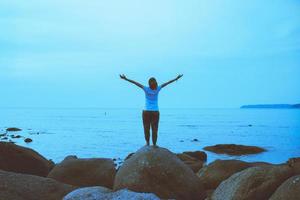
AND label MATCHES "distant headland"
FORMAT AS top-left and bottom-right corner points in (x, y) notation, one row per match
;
(240, 104), (300, 109)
